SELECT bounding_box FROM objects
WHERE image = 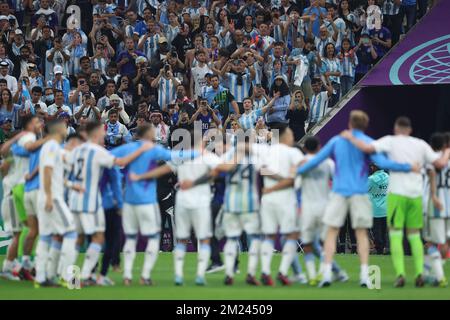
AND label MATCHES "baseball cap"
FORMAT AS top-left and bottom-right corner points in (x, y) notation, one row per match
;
(0, 15), (8, 21)
(27, 63), (37, 69)
(158, 37), (168, 44)
(53, 65), (63, 74)
(14, 29), (23, 35)
(181, 9), (190, 16)
(0, 117), (12, 125)
(109, 94), (120, 101)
